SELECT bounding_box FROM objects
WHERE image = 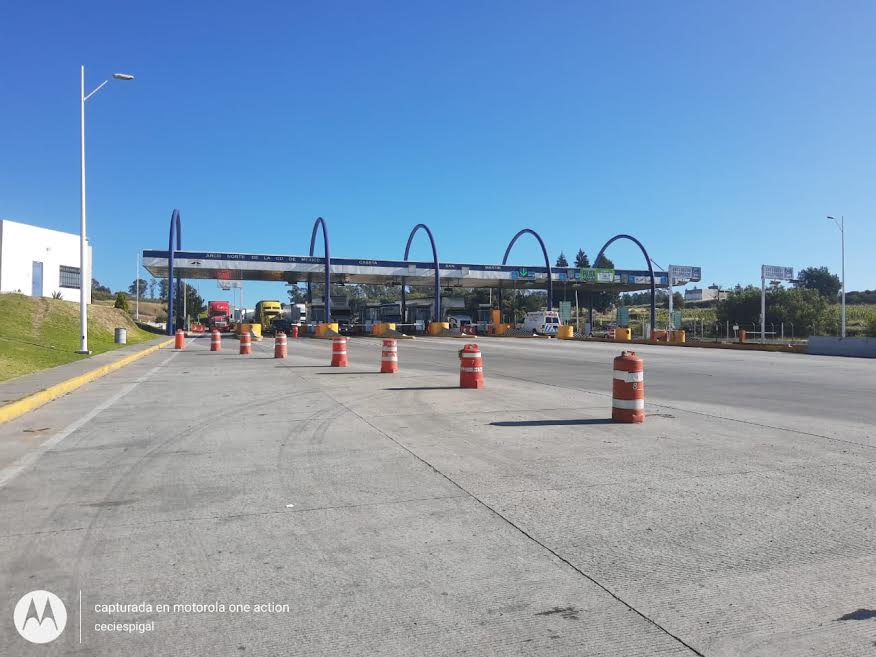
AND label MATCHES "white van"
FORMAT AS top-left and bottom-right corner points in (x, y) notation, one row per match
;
(521, 310), (561, 335)
(447, 313), (473, 329)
